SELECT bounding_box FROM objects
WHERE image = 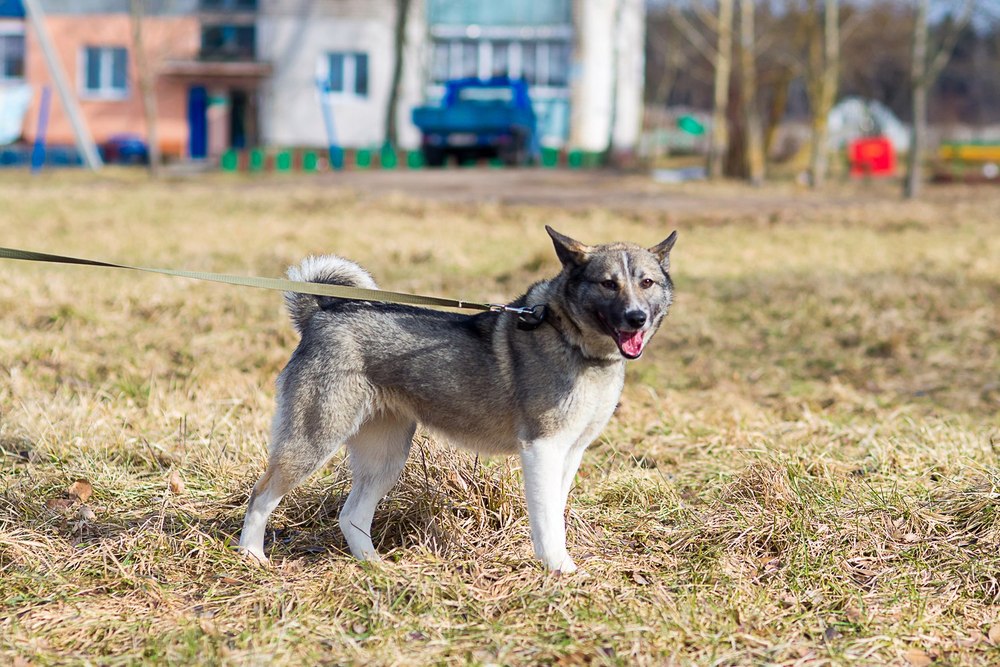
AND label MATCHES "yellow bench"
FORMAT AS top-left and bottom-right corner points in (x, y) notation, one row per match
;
(938, 144), (1000, 162)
